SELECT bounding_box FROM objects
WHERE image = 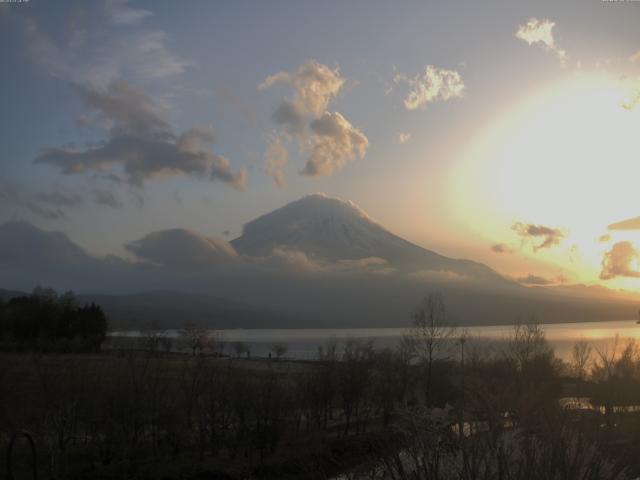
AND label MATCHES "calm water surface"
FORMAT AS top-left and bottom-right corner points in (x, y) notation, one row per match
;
(112, 320), (640, 361)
